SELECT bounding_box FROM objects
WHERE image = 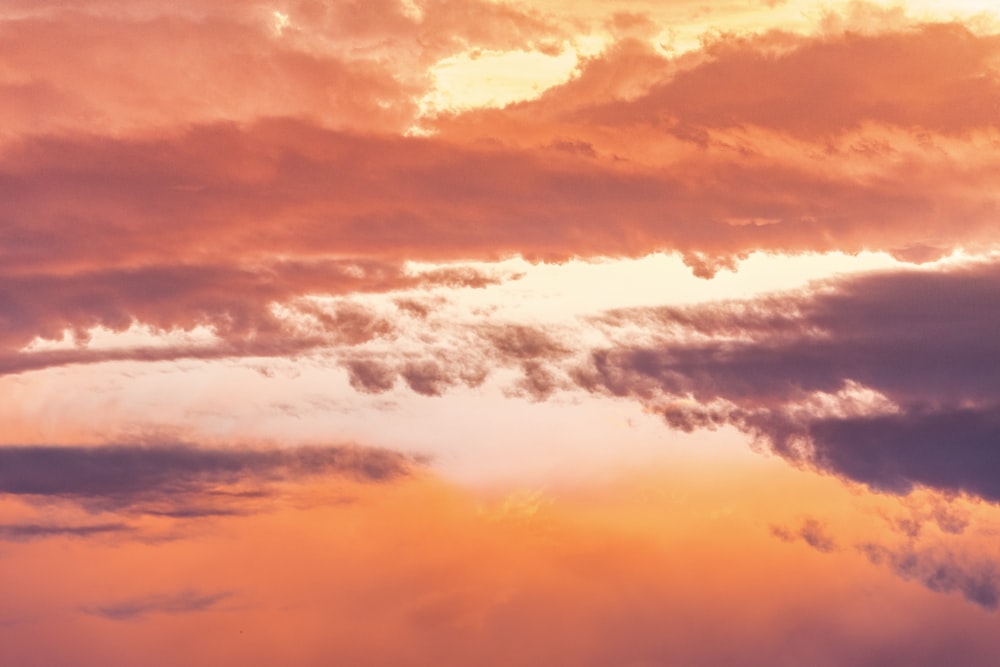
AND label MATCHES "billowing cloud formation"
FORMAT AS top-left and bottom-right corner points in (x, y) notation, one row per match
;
(0, 0), (560, 139)
(3, 7), (1000, 366)
(0, 442), (416, 513)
